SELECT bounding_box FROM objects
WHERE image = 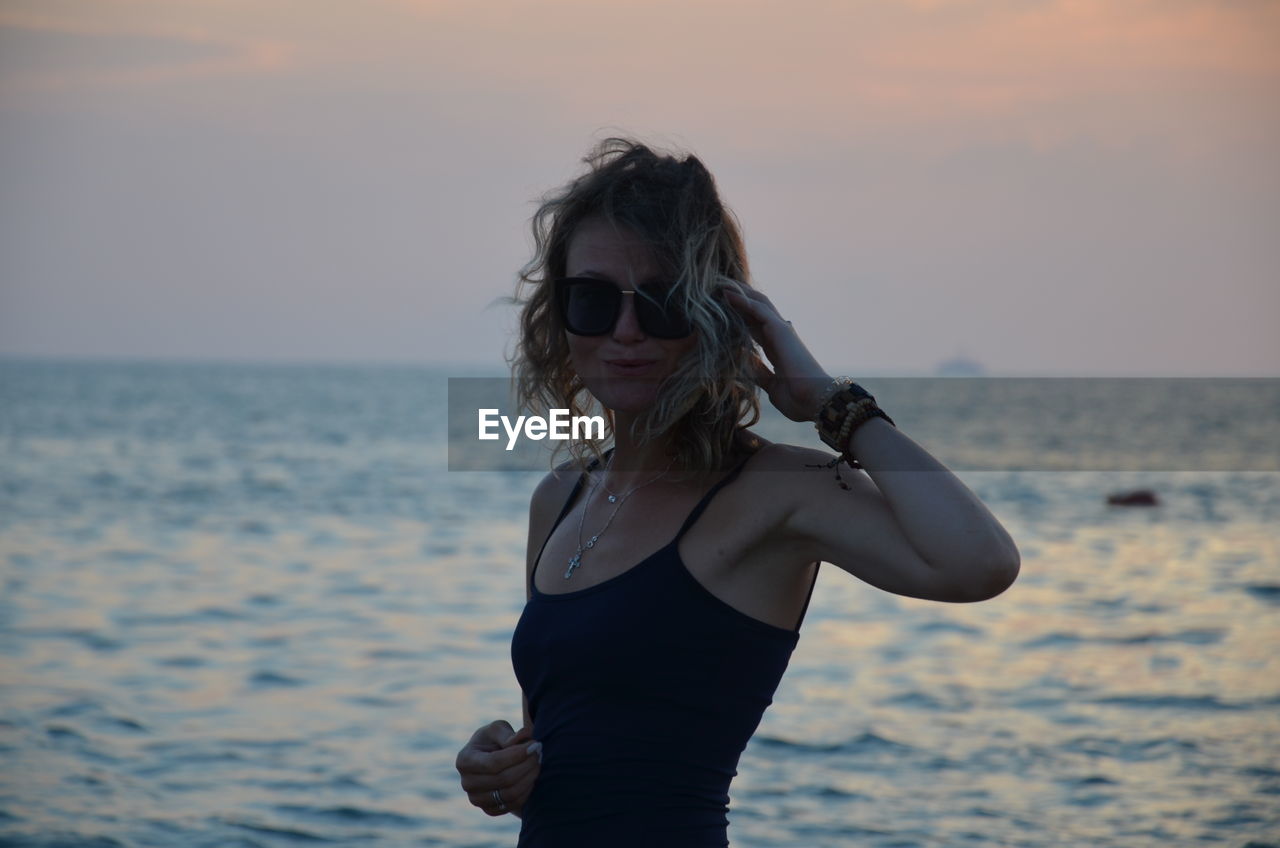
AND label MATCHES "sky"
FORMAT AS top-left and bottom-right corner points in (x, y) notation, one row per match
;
(1, 0), (1277, 376)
